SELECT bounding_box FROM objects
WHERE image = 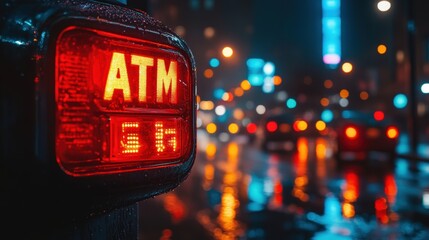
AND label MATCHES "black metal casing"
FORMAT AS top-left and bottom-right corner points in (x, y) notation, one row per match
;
(1, 0), (196, 226)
